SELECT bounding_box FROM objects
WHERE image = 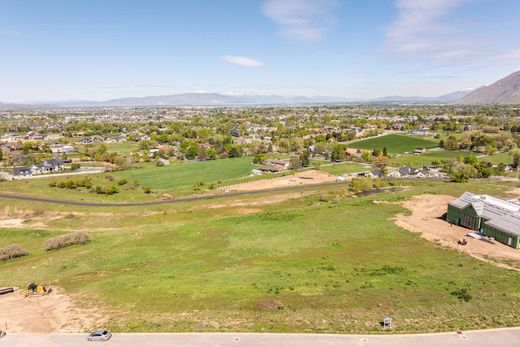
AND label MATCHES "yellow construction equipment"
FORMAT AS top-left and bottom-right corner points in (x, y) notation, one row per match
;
(24, 282), (52, 297)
